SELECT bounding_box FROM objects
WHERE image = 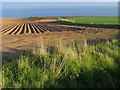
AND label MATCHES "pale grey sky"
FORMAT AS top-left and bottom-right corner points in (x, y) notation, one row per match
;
(1, 0), (119, 2)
